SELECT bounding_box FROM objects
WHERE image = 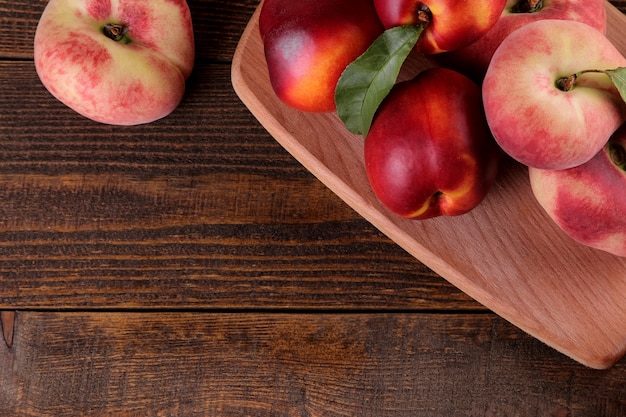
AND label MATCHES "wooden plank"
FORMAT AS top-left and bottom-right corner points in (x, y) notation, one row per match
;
(0, 62), (298, 177)
(231, 1), (626, 369)
(0, 215), (473, 309)
(0, 0), (42, 59)
(1, 311), (625, 417)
